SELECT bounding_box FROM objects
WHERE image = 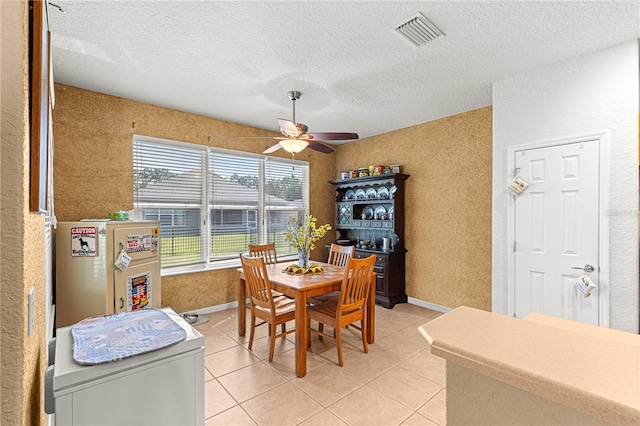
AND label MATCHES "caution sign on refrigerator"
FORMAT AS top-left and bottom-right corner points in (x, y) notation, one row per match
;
(127, 271), (152, 310)
(70, 227), (97, 257)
